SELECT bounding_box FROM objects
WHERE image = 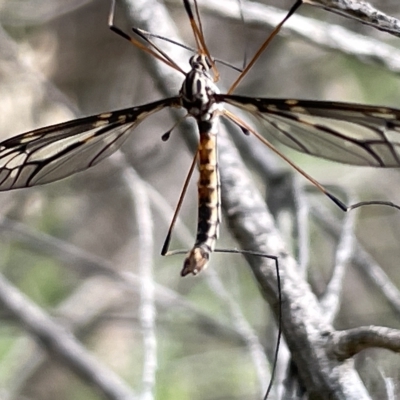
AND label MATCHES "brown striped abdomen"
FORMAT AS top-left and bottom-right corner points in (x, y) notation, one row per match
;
(181, 119), (221, 276)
